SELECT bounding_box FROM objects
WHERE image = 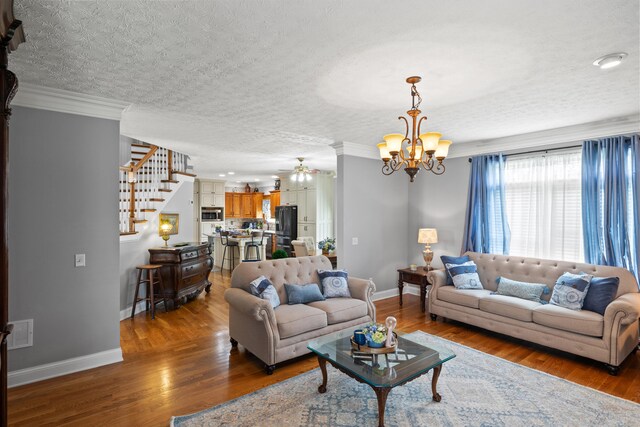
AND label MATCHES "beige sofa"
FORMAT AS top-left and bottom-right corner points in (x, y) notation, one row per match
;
(428, 252), (640, 375)
(224, 255), (376, 374)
